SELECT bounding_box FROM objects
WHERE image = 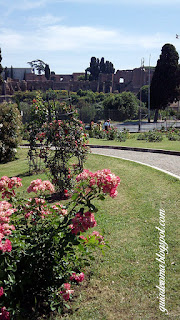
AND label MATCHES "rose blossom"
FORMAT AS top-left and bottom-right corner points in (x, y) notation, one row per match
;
(70, 211), (97, 235)
(60, 283), (74, 301)
(27, 179), (55, 194)
(70, 272), (85, 283)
